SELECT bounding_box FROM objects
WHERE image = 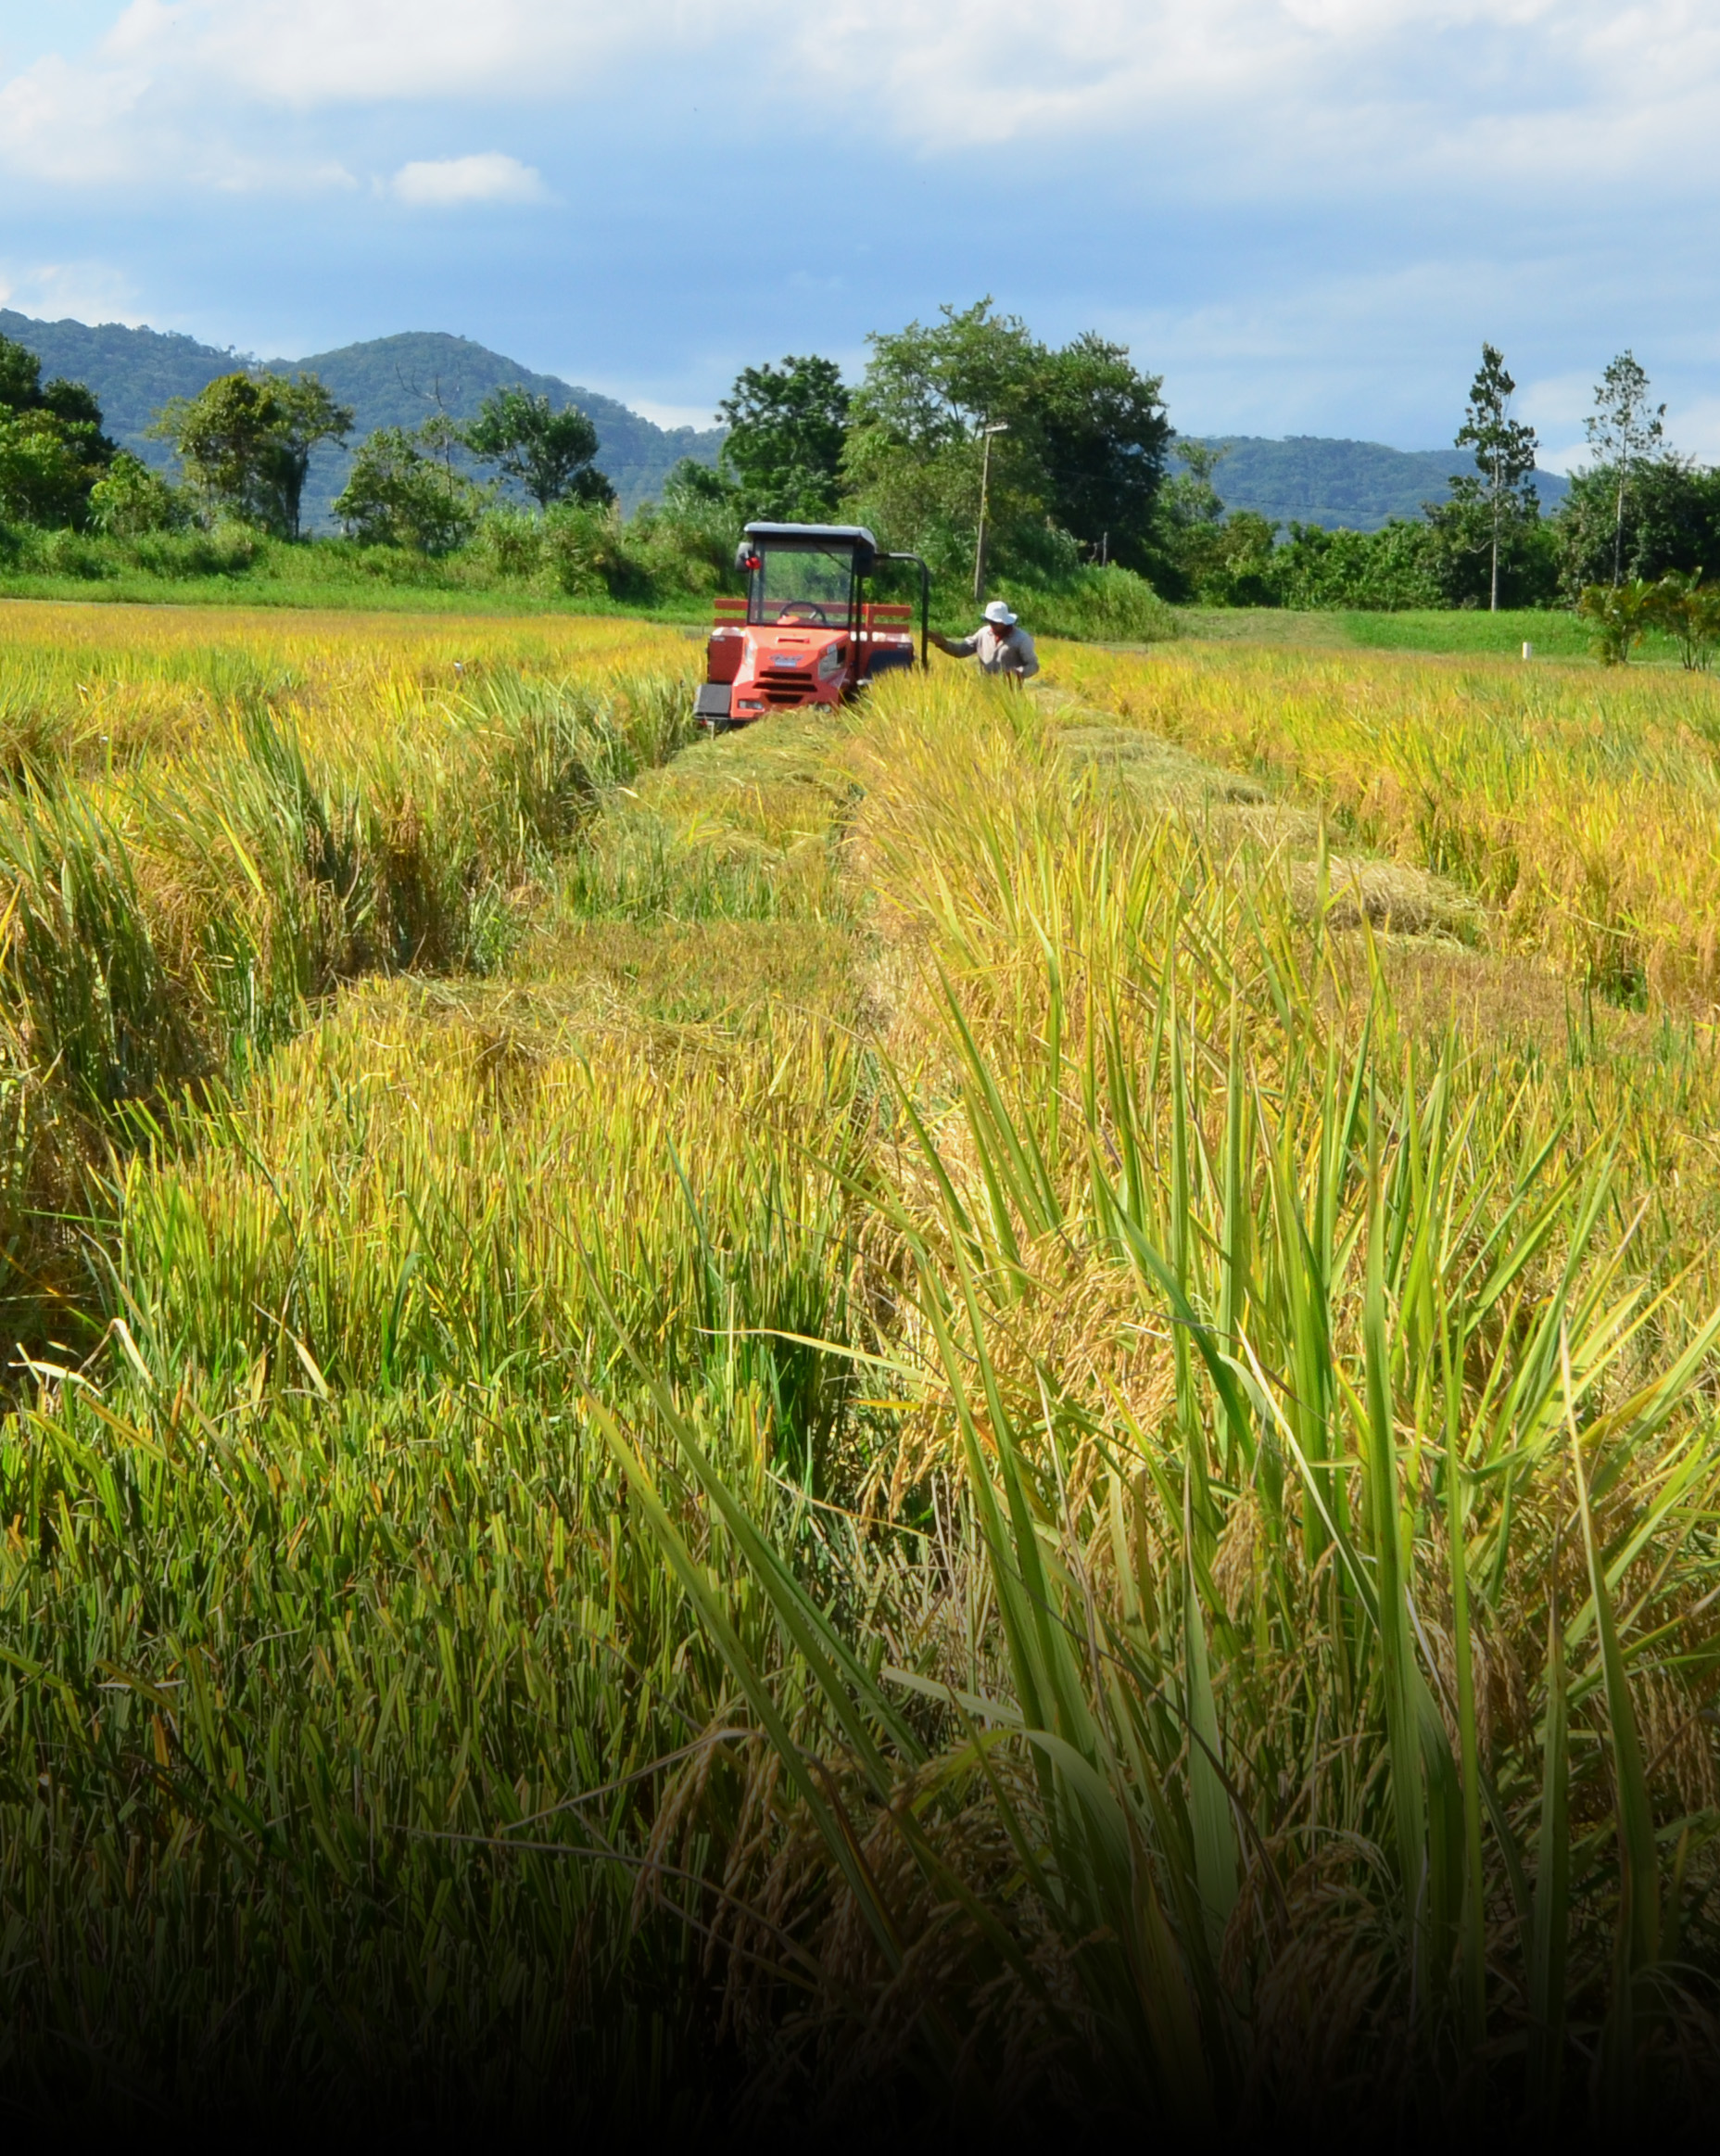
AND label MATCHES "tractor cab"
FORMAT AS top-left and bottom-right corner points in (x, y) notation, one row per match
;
(695, 522), (930, 731)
